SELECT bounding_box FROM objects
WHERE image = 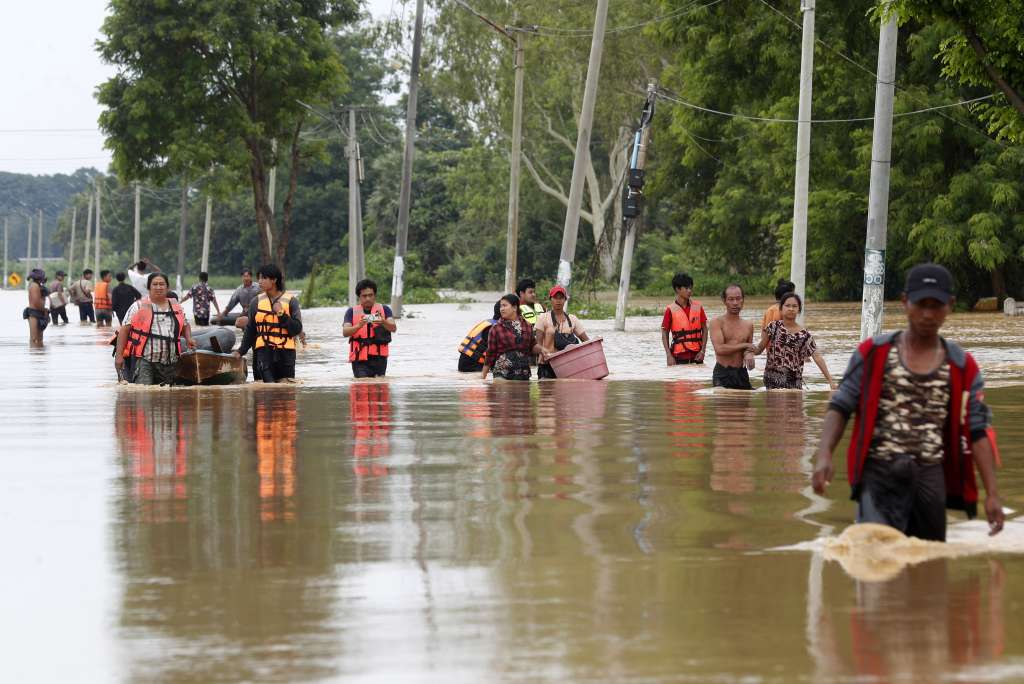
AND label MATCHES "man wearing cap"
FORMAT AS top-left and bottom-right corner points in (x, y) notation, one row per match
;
(535, 285), (589, 378)
(48, 271), (70, 325)
(812, 264), (1004, 541)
